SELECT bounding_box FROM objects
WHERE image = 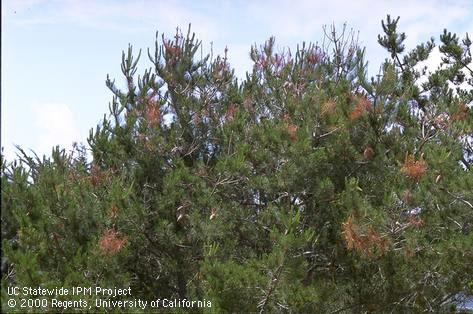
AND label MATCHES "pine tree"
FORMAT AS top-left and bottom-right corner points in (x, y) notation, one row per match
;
(2, 17), (472, 313)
